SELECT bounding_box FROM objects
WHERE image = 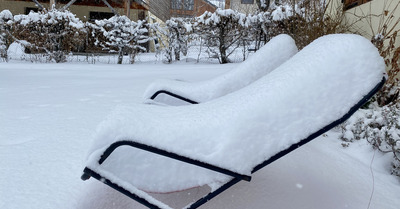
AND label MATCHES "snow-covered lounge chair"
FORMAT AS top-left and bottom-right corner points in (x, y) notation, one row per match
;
(81, 34), (386, 209)
(143, 34), (298, 105)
